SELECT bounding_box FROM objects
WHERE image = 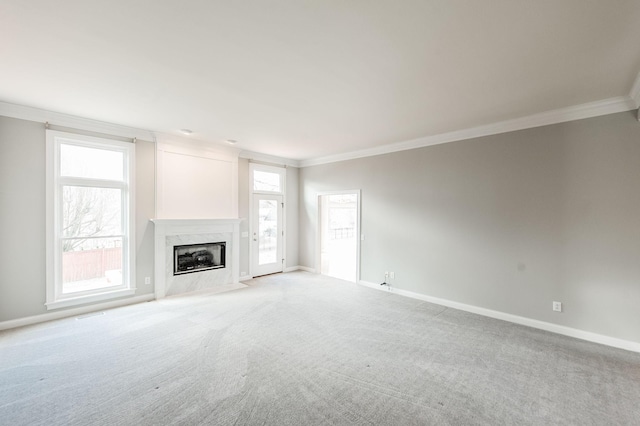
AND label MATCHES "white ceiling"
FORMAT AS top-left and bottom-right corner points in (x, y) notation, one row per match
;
(2, 1), (640, 162)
